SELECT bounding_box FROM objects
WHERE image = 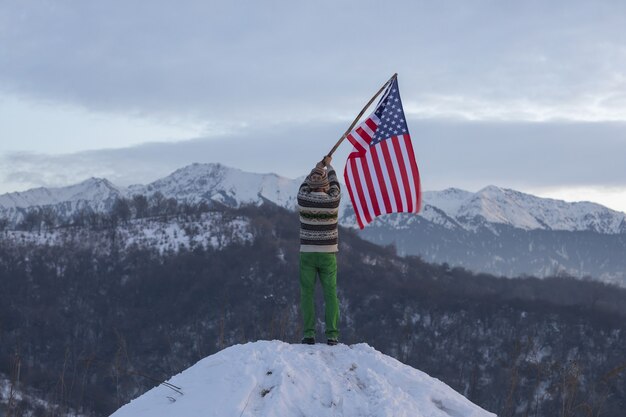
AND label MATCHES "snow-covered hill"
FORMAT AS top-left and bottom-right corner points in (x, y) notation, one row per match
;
(110, 340), (494, 417)
(4, 212), (254, 254)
